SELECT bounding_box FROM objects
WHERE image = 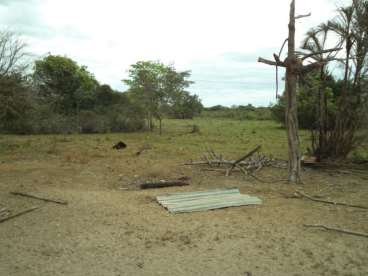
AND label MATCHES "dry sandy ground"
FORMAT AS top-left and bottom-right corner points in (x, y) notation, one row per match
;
(0, 147), (367, 276)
